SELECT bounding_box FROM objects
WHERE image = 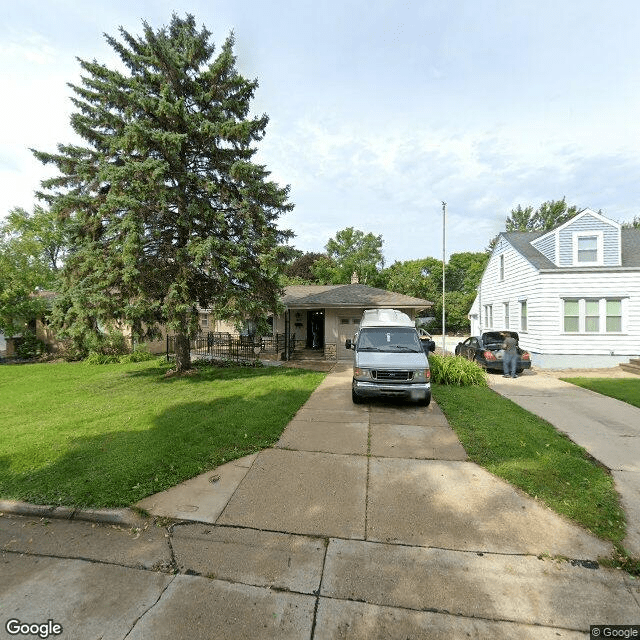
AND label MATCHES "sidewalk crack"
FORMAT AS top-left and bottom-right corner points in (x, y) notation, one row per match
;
(122, 574), (177, 639)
